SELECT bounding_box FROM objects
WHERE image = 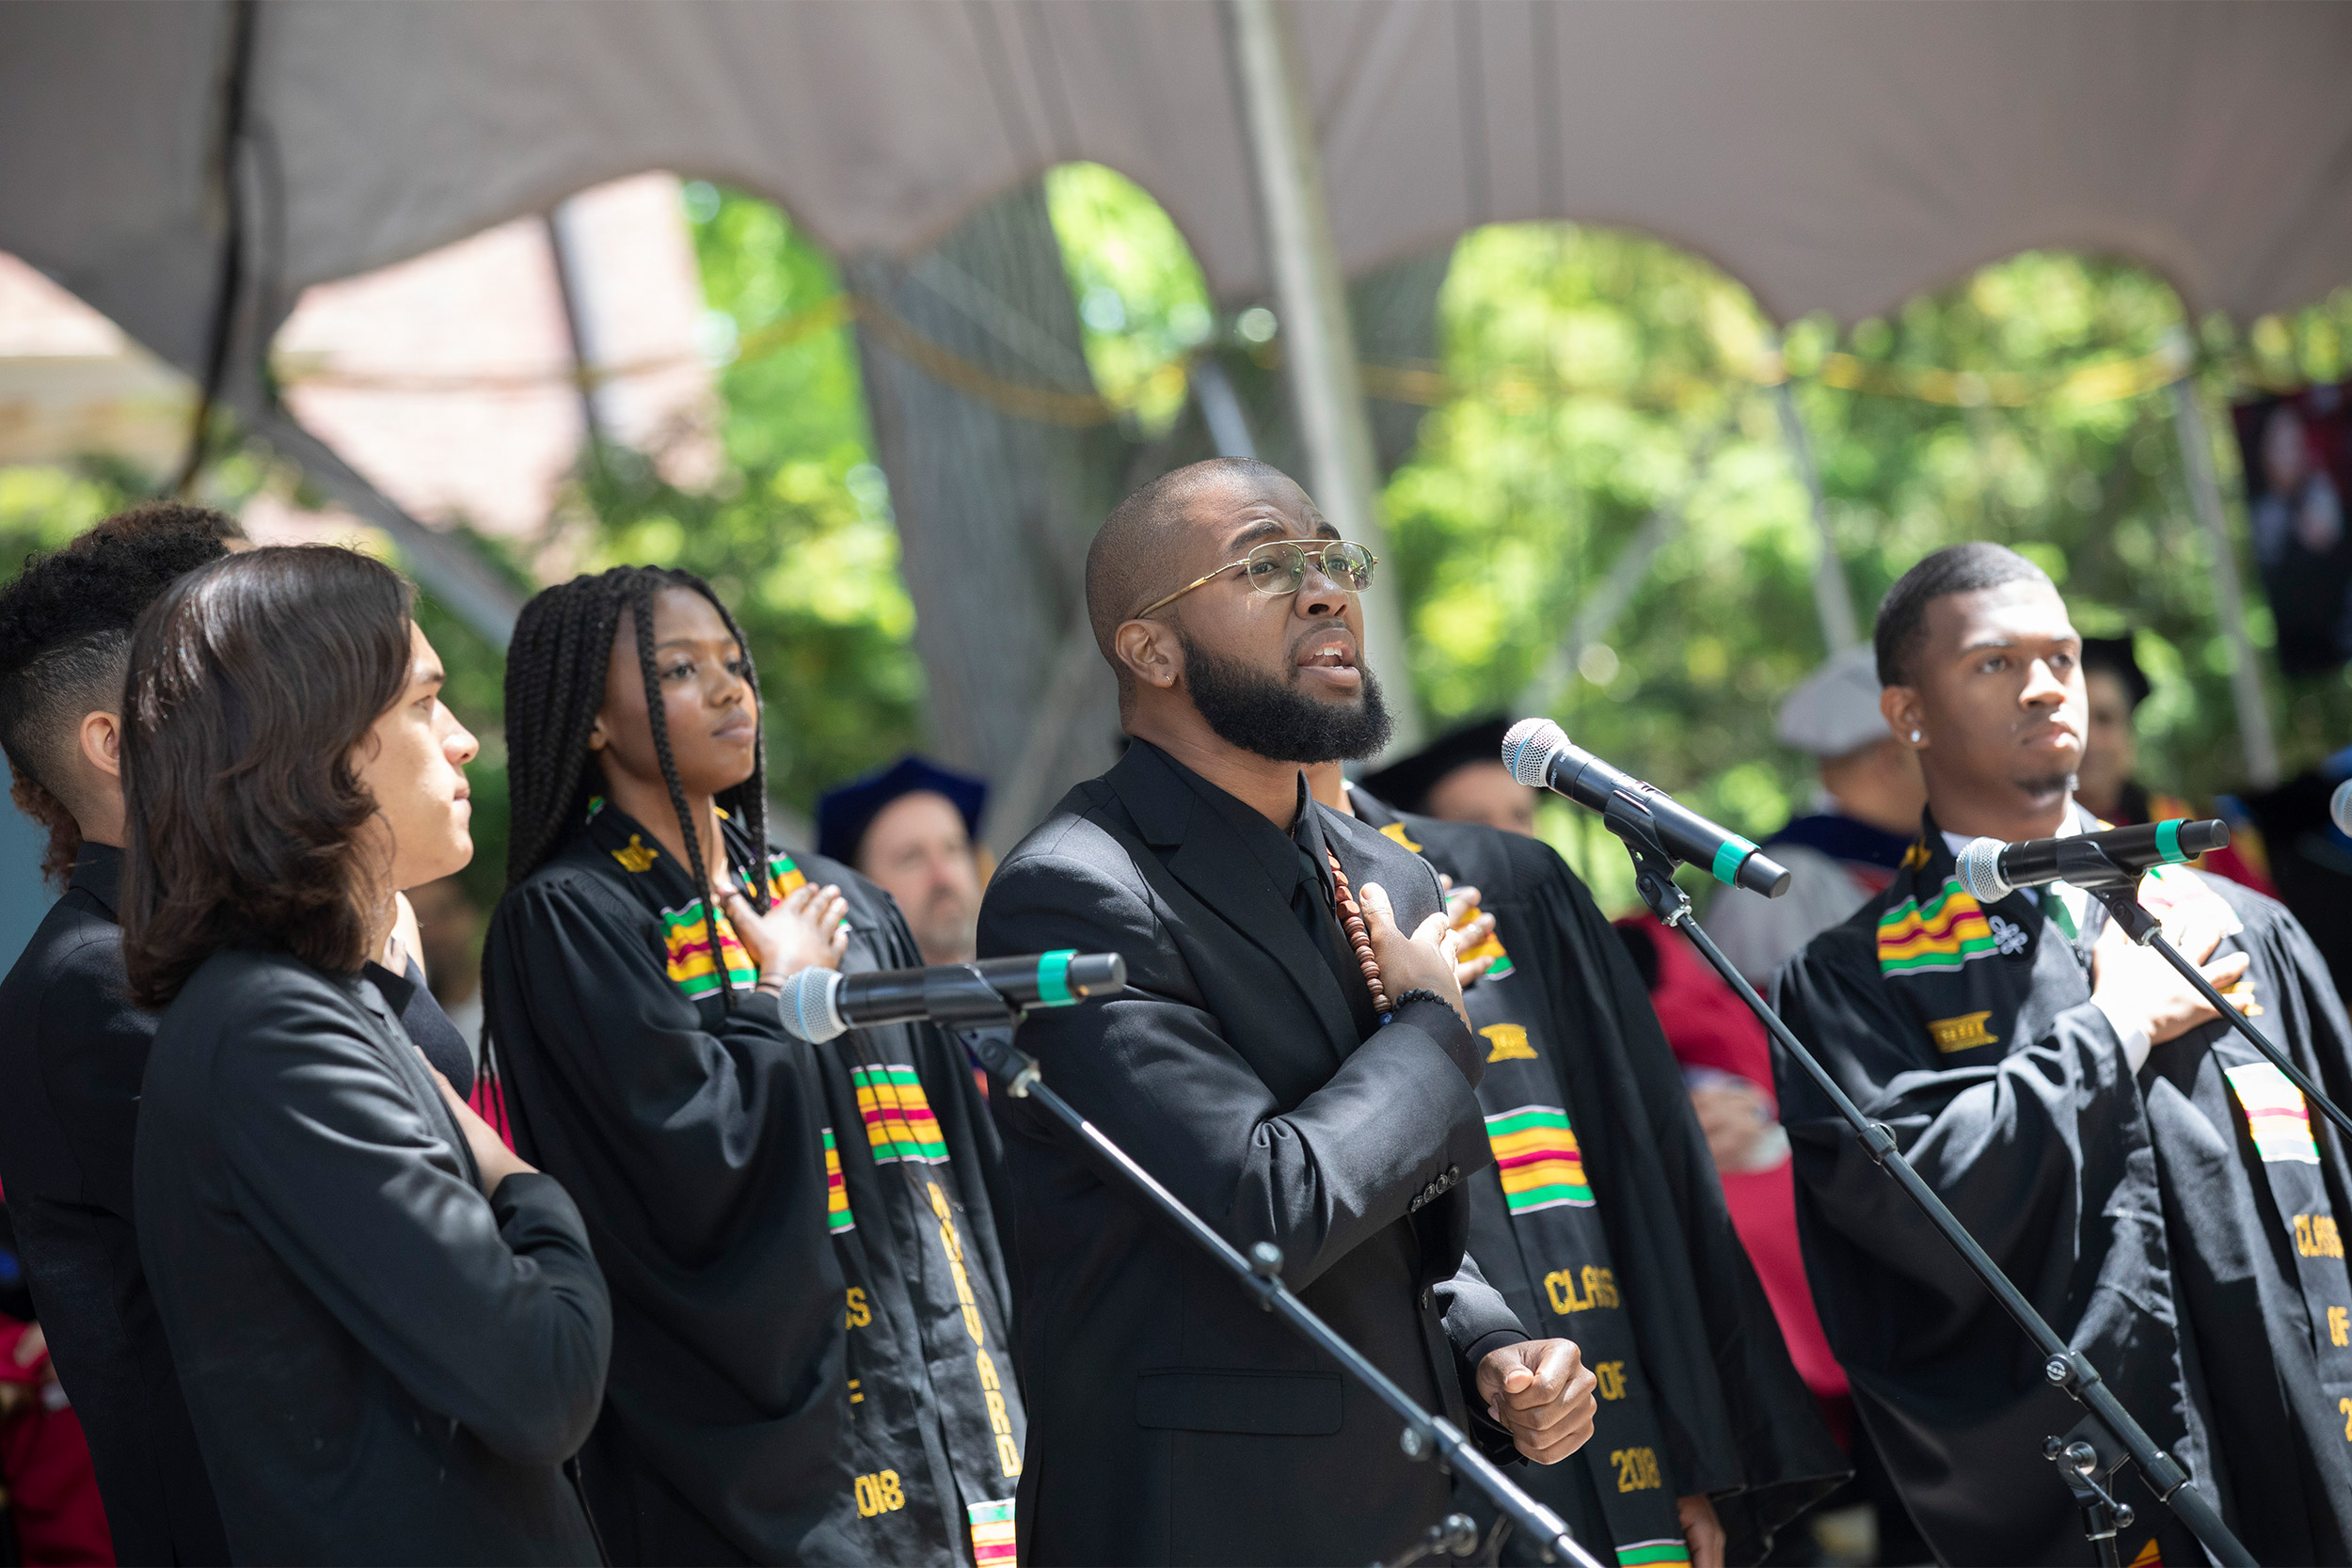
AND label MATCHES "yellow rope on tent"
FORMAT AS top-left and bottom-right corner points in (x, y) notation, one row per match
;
(275, 284), (2197, 424)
